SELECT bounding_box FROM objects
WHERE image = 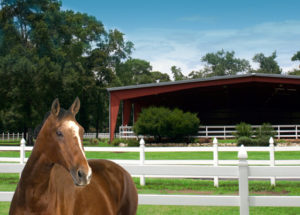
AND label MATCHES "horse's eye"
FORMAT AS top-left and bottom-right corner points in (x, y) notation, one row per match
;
(56, 130), (64, 137)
